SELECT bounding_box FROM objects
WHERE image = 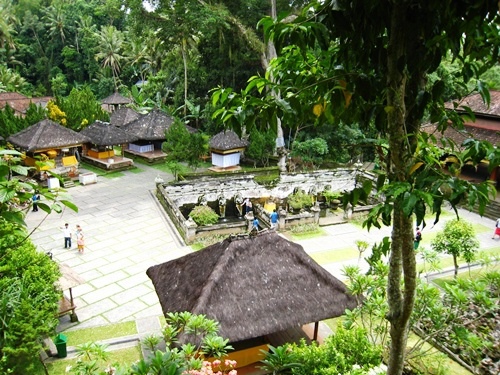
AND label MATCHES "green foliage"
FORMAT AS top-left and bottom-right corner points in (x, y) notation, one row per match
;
(162, 121), (209, 171)
(188, 205), (219, 226)
(55, 86), (109, 130)
(0, 219), (61, 374)
(259, 344), (303, 374)
(287, 190), (313, 210)
(322, 190), (342, 204)
(246, 127), (276, 167)
(431, 219), (480, 277)
(291, 138), (328, 169)
(282, 326), (383, 375)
